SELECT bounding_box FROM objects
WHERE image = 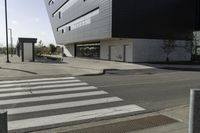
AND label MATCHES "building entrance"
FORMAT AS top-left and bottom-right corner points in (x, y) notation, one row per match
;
(75, 43), (100, 59)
